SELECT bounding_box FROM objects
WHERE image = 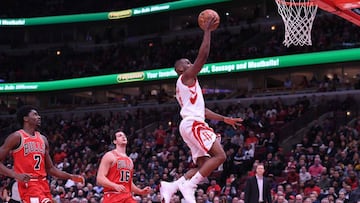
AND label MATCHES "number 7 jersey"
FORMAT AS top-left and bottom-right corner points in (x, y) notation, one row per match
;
(12, 130), (46, 178)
